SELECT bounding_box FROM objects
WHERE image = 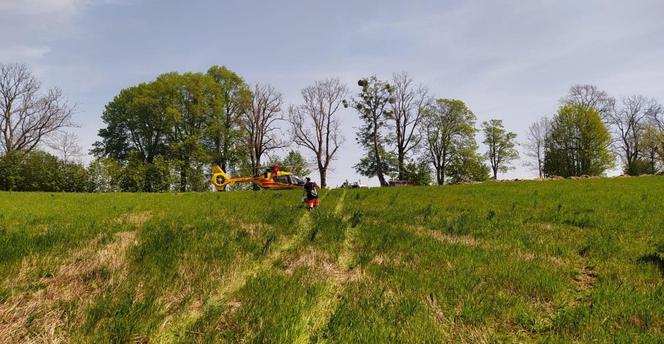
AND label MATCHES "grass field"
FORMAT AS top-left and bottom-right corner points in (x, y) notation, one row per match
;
(1, 177), (663, 343)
